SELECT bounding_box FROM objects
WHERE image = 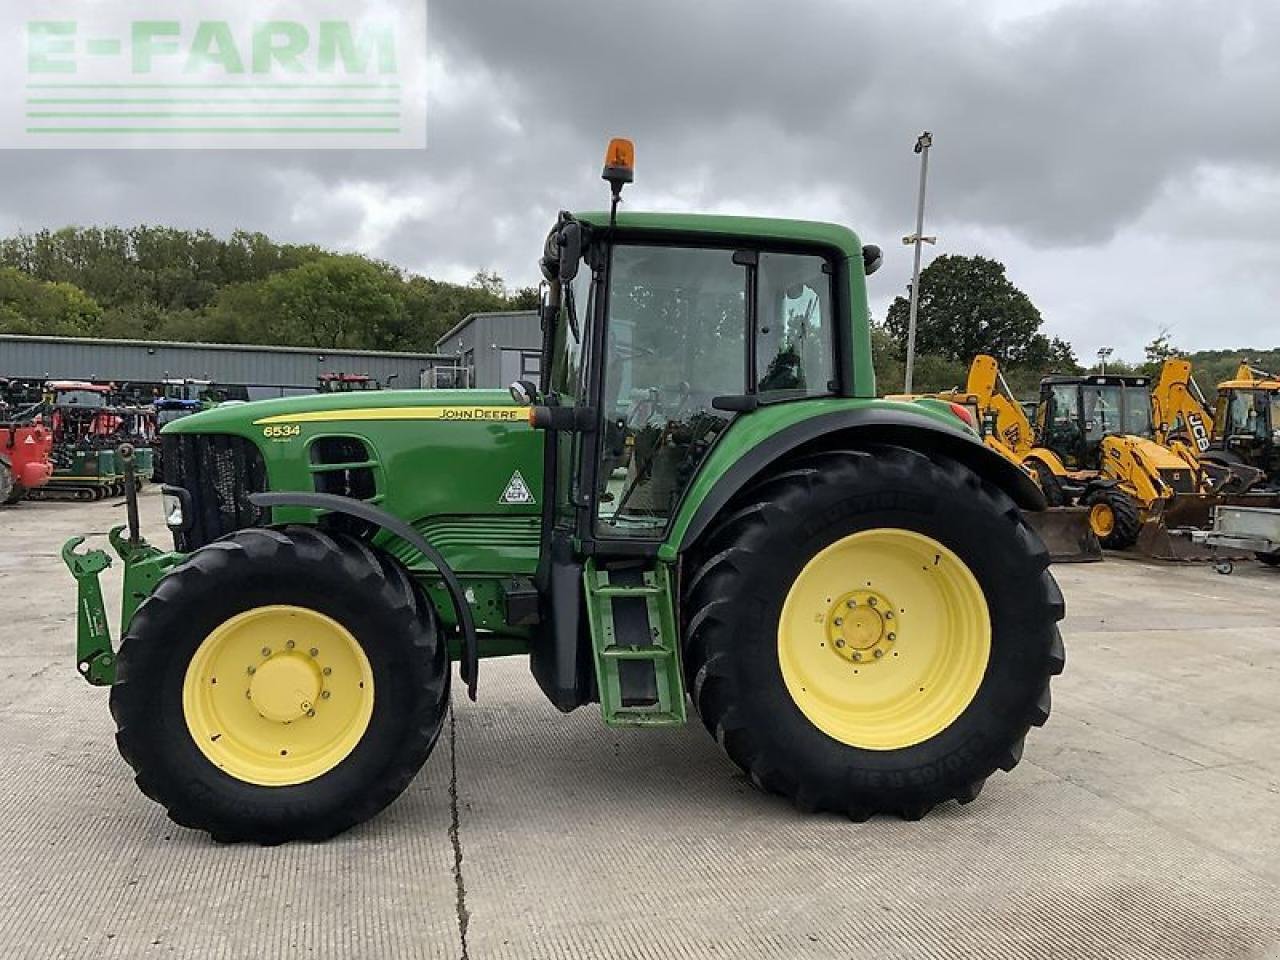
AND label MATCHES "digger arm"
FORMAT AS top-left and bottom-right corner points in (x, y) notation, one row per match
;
(966, 354), (1036, 457)
(1152, 359), (1214, 453)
